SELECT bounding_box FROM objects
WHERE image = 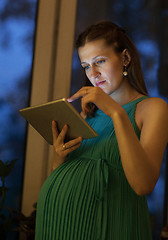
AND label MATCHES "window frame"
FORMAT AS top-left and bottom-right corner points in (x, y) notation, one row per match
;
(21, 0), (77, 215)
